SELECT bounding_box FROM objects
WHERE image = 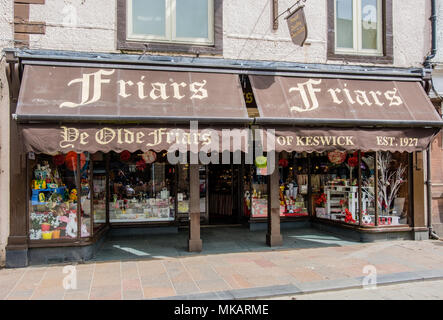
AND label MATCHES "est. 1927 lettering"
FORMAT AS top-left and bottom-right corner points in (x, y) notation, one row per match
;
(376, 136), (418, 147)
